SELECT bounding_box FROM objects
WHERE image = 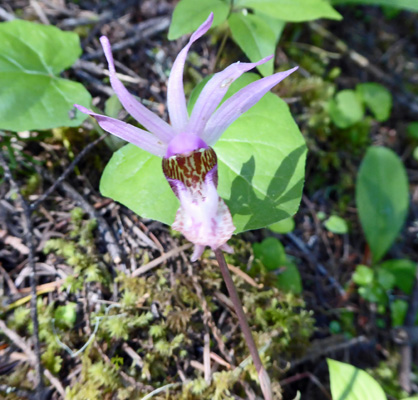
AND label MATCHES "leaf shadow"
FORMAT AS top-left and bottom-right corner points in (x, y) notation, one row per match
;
(337, 368), (359, 400)
(226, 144), (306, 231)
